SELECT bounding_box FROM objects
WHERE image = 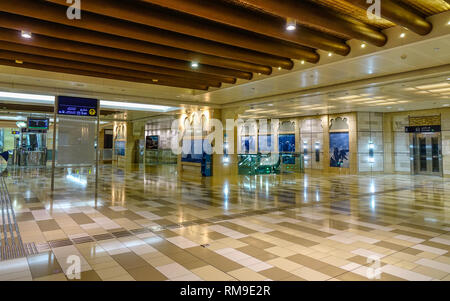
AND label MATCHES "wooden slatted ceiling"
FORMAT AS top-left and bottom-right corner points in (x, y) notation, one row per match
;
(309, 0), (395, 29)
(0, 0), (447, 92)
(400, 0), (450, 16)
